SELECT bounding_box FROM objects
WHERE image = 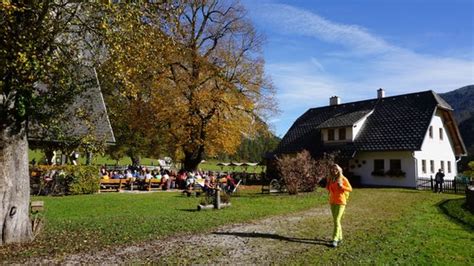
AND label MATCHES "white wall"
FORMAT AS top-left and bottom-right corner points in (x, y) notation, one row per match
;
(414, 109), (458, 180)
(349, 151), (416, 187)
(321, 127), (350, 142)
